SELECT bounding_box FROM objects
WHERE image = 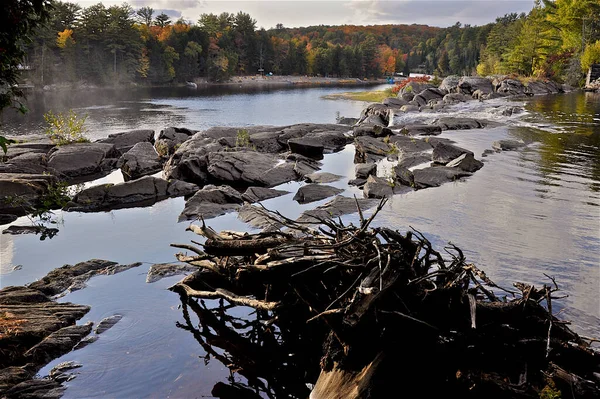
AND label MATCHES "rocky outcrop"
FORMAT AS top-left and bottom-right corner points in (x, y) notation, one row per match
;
(525, 80), (562, 96)
(154, 127), (196, 157)
(297, 196), (377, 223)
(496, 79), (526, 96)
(293, 184), (344, 204)
(241, 186), (289, 203)
(446, 153), (484, 172)
(96, 129), (154, 155)
(46, 142), (120, 181)
(432, 142), (474, 165)
(179, 185), (243, 221)
(65, 176), (198, 212)
(363, 175), (393, 199)
(413, 167), (472, 189)
(117, 142), (163, 180)
(439, 75), (460, 93)
(207, 151), (298, 187)
(457, 76), (493, 95)
(0, 173), (58, 216)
